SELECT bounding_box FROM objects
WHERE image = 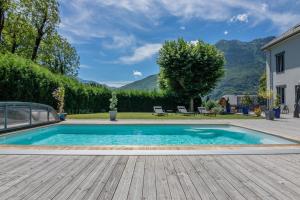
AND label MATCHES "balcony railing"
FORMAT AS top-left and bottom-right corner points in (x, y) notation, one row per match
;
(0, 102), (59, 132)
